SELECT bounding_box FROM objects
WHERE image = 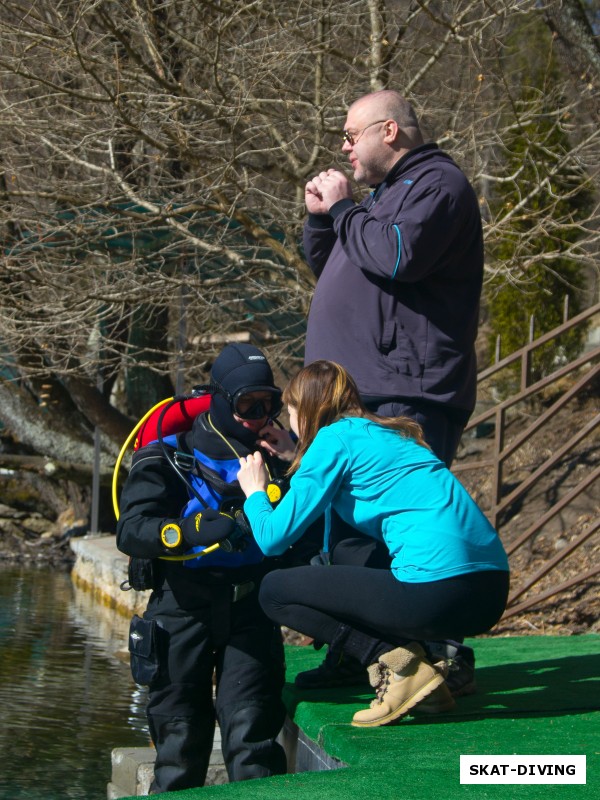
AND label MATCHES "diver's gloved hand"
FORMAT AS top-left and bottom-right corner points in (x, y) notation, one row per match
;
(180, 508), (236, 547)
